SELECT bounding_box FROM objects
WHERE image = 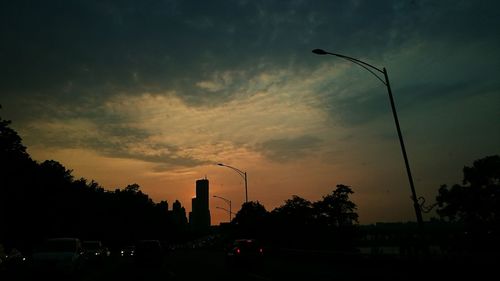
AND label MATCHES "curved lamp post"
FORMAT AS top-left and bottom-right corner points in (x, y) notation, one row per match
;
(213, 195), (232, 221)
(312, 48), (424, 228)
(216, 206), (236, 222)
(217, 163), (248, 203)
